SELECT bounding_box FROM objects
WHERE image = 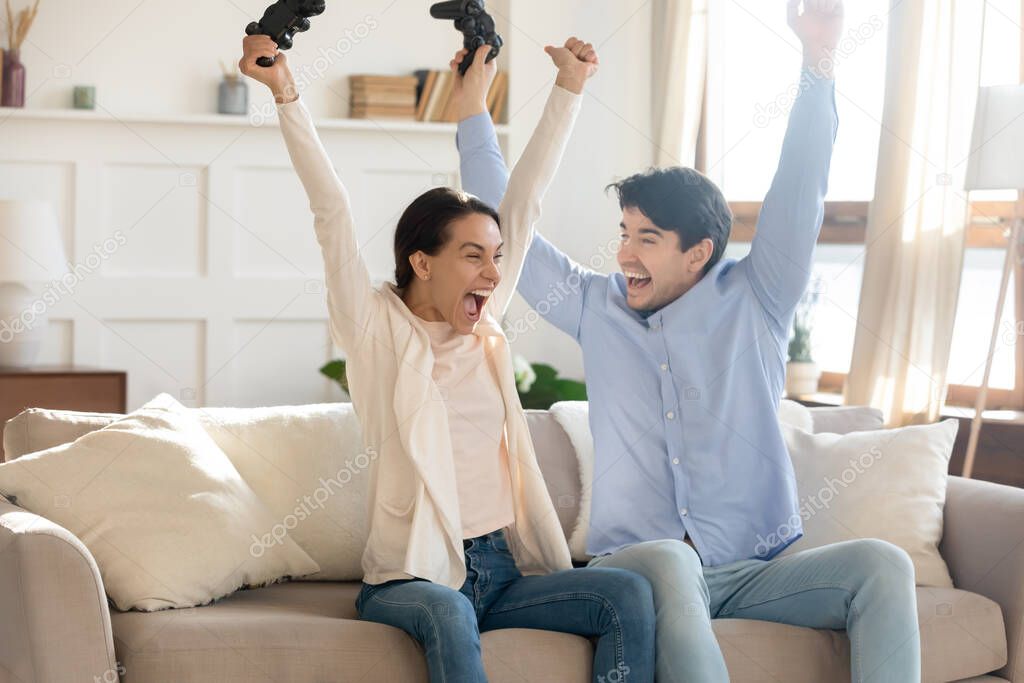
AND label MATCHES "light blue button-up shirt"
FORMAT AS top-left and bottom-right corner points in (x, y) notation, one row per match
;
(456, 69), (838, 566)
